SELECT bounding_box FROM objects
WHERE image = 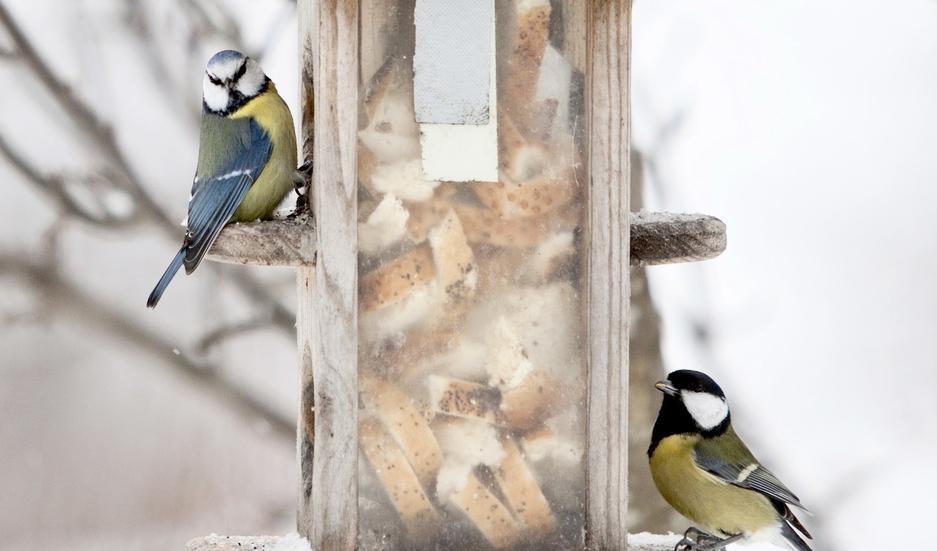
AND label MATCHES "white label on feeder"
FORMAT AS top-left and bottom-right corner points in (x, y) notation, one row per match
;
(414, 0), (498, 183)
